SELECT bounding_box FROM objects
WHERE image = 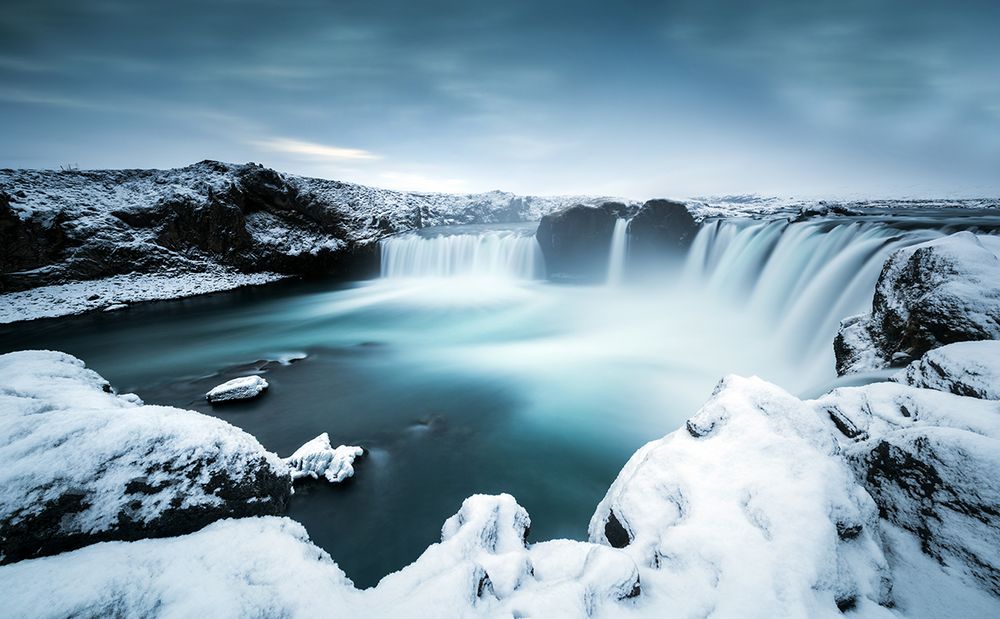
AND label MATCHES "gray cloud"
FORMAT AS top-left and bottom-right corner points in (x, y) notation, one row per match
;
(0, 0), (997, 196)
